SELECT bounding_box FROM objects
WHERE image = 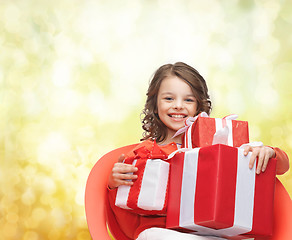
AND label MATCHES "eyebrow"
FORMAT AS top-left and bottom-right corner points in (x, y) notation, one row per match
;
(160, 92), (196, 97)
